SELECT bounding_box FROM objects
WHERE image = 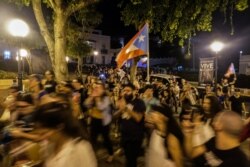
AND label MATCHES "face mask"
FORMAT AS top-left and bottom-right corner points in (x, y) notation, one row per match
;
(124, 94), (134, 103)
